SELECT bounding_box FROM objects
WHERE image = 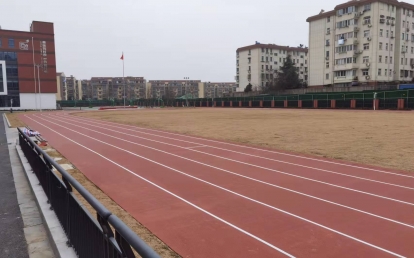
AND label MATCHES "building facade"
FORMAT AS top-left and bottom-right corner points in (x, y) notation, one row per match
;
(236, 43), (309, 92)
(202, 82), (237, 98)
(307, 0), (414, 87)
(147, 80), (201, 99)
(0, 21), (57, 109)
(89, 77), (146, 100)
(56, 72), (66, 101)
